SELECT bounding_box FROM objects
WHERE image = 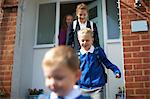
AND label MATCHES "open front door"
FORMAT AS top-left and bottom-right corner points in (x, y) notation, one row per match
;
(88, 0), (125, 99)
(88, 1), (106, 99)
